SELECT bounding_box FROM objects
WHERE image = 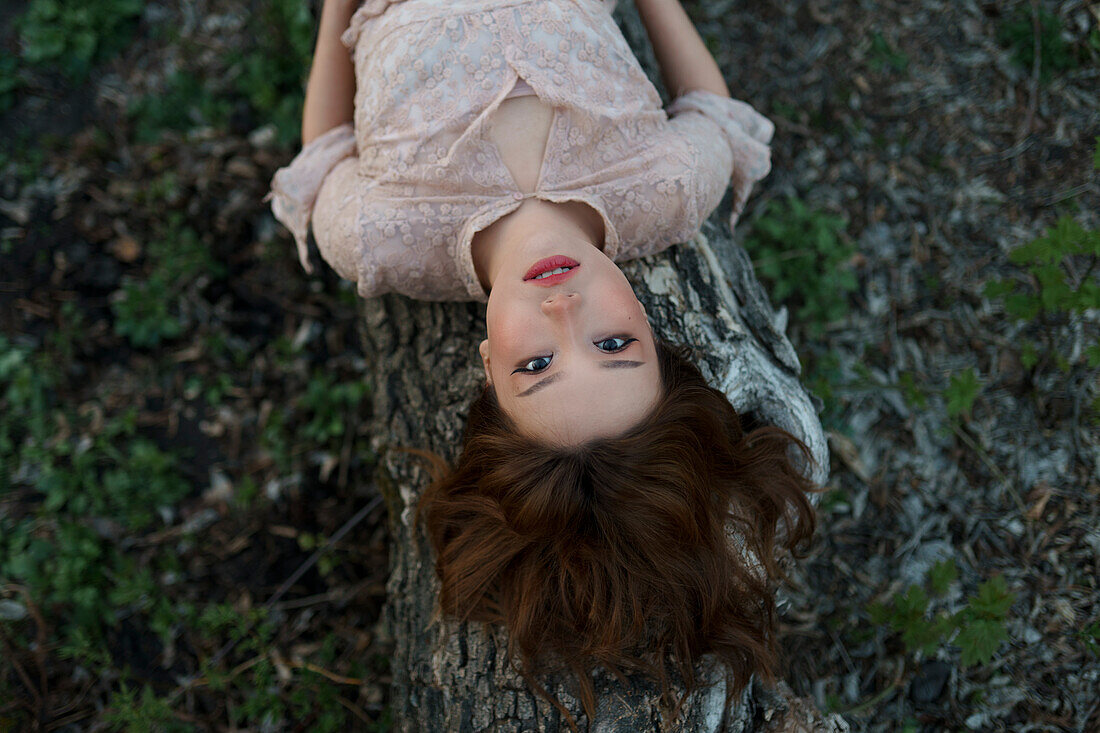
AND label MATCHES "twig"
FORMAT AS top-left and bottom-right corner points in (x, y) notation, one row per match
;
(1016, 0), (1042, 143)
(949, 422), (1026, 516)
(0, 626), (41, 716)
(336, 695), (375, 726)
(168, 493), (383, 701)
(43, 706), (95, 731)
(289, 660), (365, 686)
